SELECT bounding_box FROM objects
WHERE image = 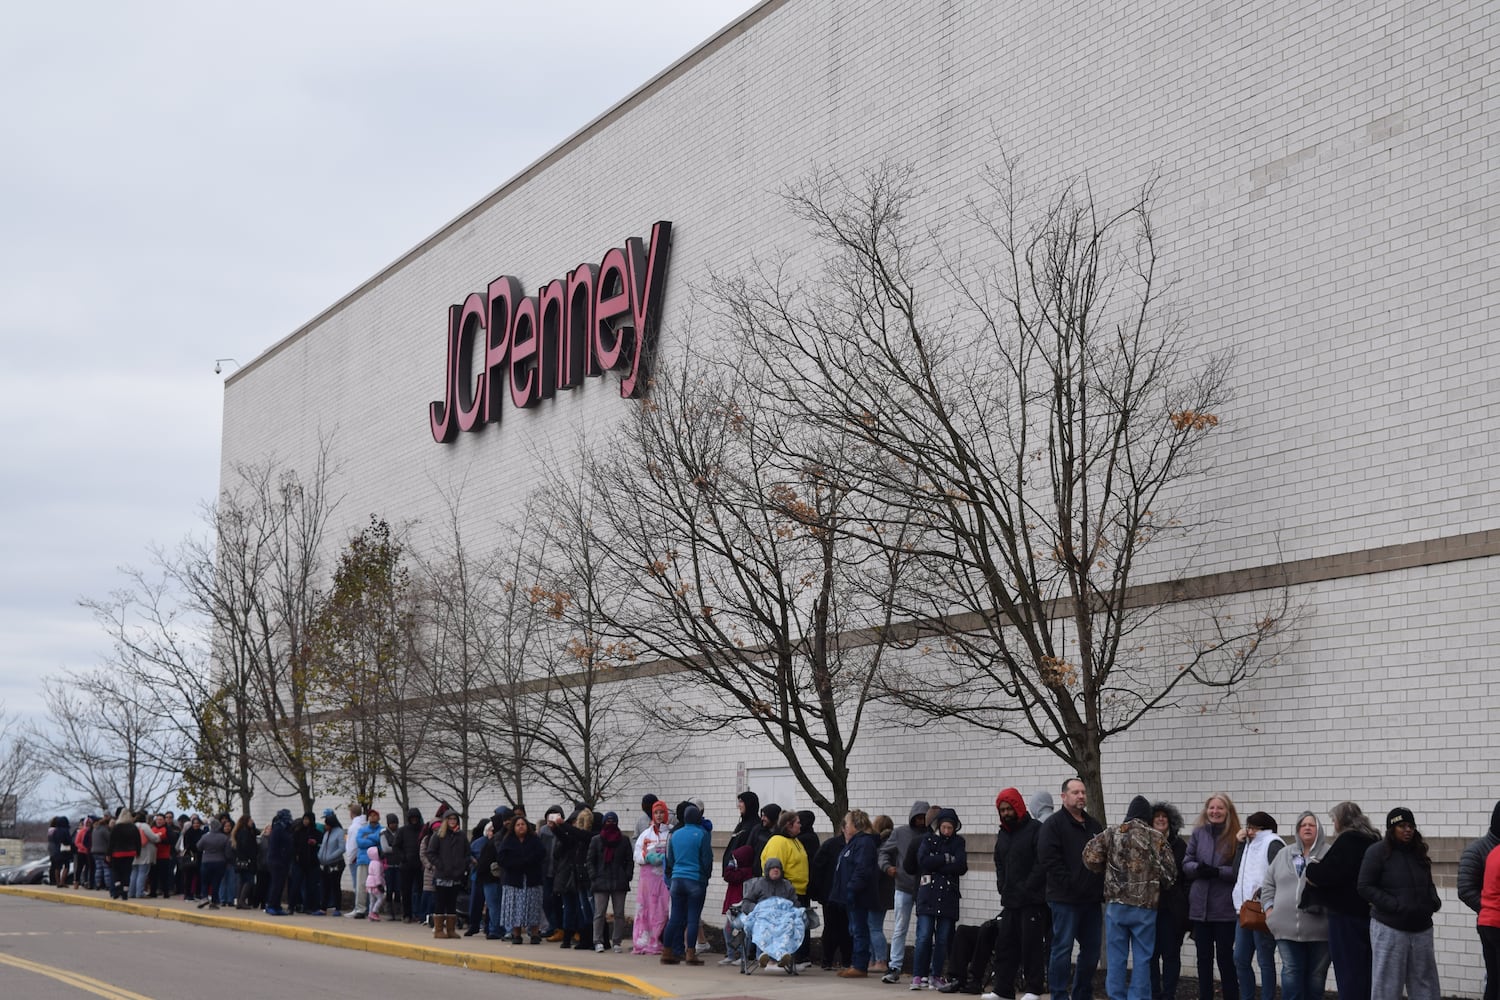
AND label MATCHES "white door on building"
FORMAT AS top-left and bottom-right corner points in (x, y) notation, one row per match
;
(745, 766), (801, 812)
